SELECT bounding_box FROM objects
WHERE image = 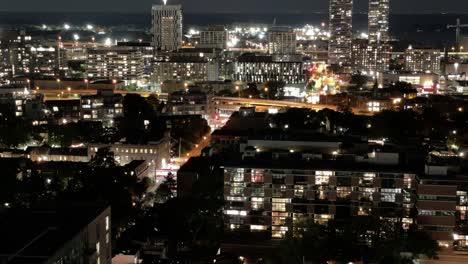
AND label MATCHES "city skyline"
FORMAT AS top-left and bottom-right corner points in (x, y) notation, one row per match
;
(0, 0), (468, 14)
